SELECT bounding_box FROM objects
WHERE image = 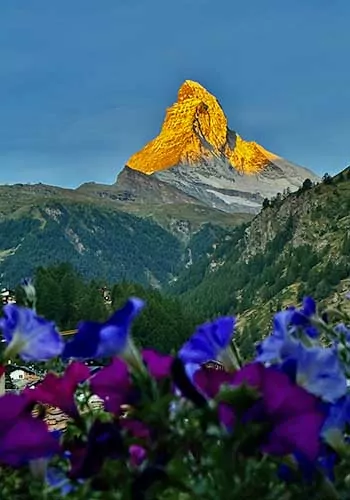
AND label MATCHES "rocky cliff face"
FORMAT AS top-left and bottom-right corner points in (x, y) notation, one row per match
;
(118, 80), (319, 214)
